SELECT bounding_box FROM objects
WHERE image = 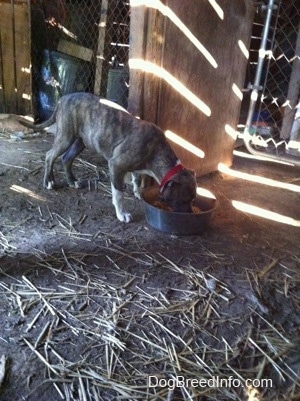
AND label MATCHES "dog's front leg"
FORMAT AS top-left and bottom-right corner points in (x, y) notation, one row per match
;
(111, 184), (132, 223)
(131, 172), (142, 199)
(109, 159), (132, 222)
